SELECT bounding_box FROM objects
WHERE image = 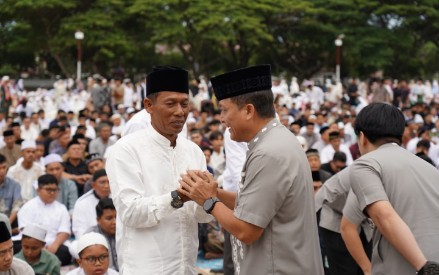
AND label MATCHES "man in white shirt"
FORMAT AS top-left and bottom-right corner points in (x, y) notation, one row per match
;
(17, 174), (71, 266)
(7, 140), (43, 201)
(20, 117), (39, 141)
(106, 66), (212, 274)
(320, 131), (354, 165)
(72, 169), (110, 238)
